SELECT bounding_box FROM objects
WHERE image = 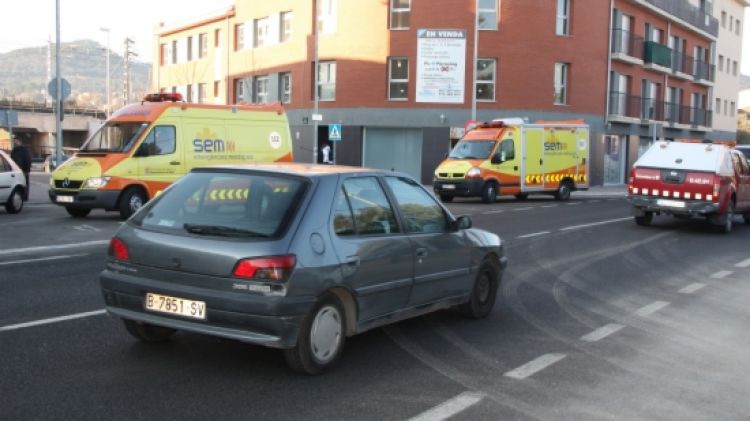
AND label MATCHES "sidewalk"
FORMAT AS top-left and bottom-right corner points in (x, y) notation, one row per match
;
(572, 184), (627, 198)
